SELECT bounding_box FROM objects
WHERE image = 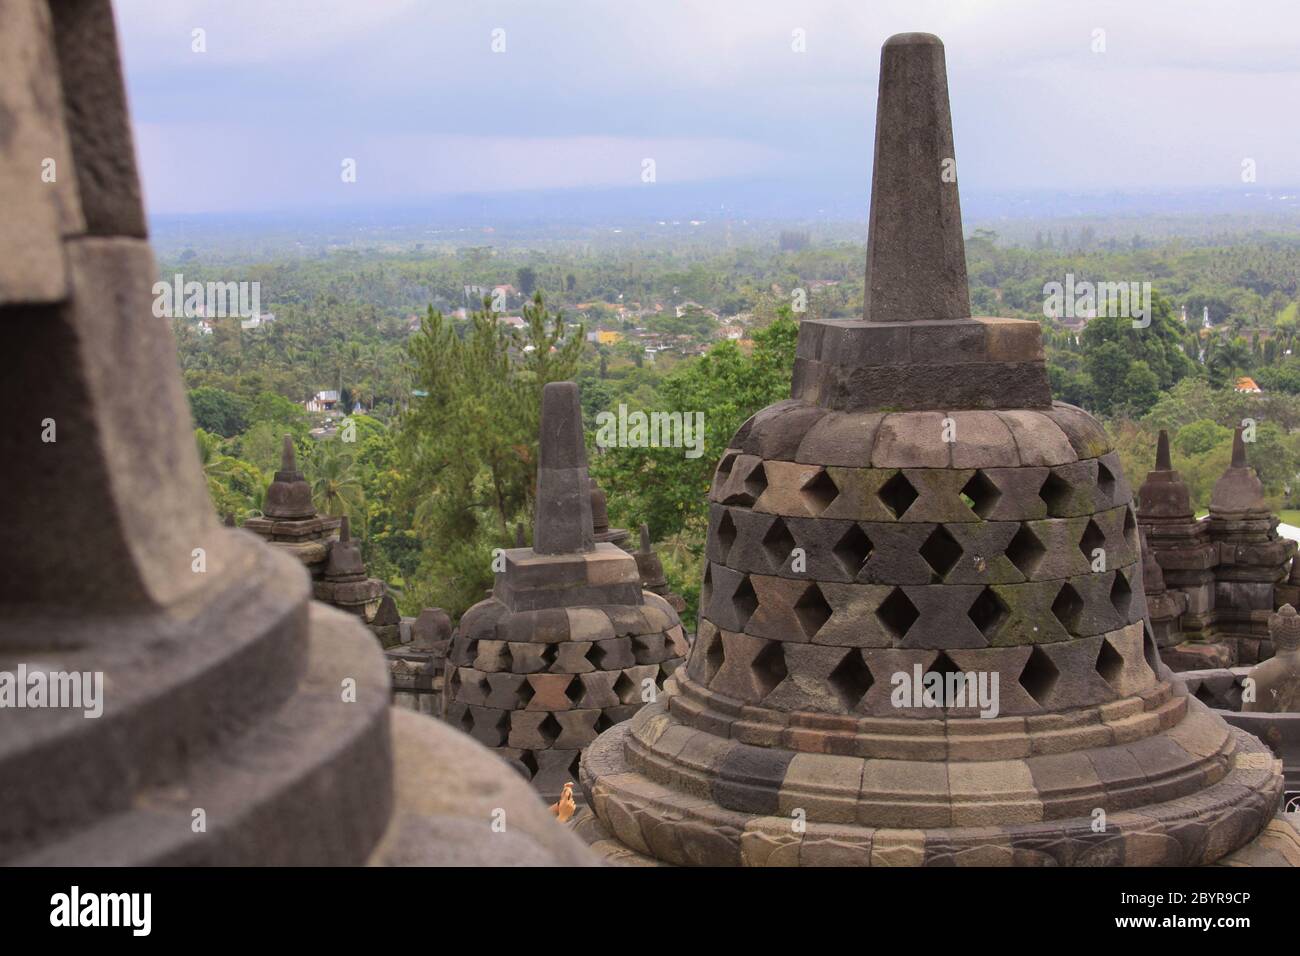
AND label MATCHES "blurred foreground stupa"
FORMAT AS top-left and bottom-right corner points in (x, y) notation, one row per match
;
(0, 0), (590, 866)
(577, 32), (1289, 866)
